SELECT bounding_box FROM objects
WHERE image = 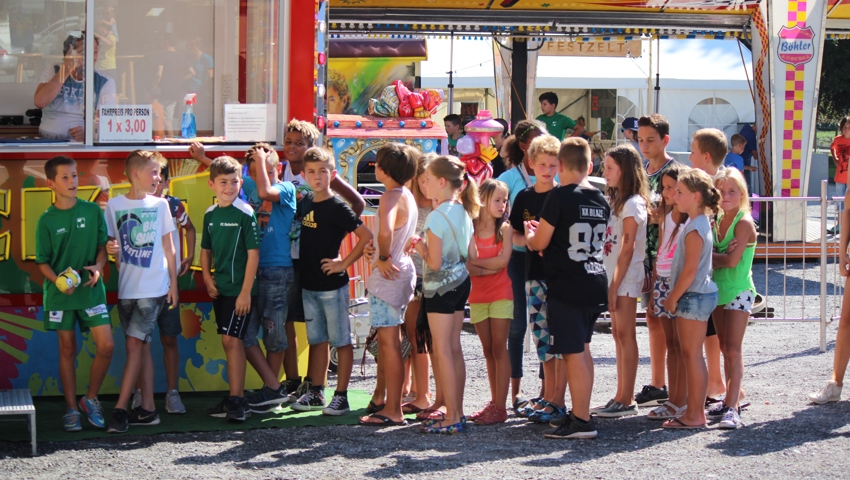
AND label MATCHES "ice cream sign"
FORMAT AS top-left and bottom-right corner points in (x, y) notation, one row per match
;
(777, 25), (815, 66)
